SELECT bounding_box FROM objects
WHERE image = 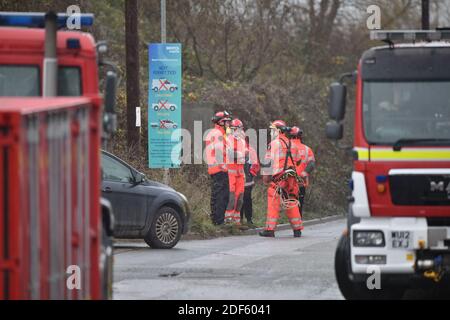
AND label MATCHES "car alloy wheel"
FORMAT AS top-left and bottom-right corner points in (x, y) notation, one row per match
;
(155, 212), (179, 245)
